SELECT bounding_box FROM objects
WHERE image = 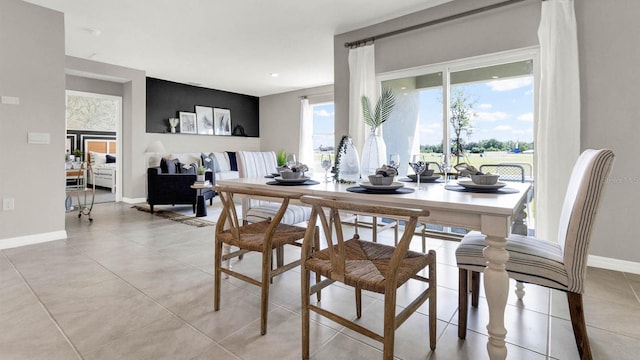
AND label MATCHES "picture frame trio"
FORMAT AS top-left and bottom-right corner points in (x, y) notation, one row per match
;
(178, 106), (231, 135)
